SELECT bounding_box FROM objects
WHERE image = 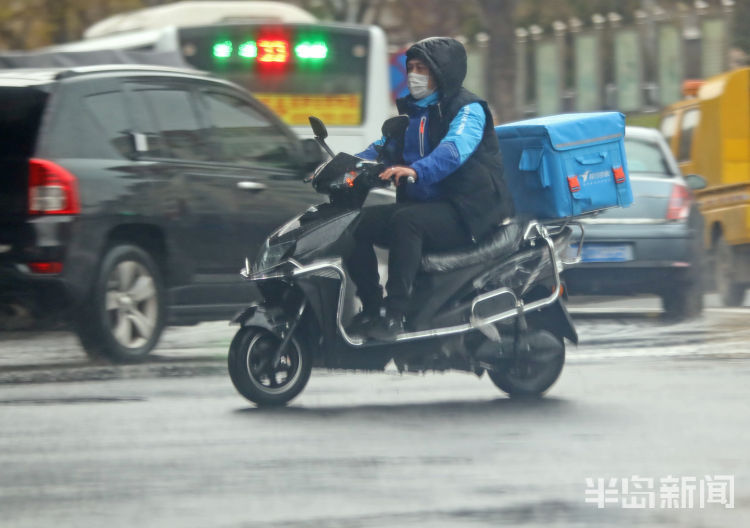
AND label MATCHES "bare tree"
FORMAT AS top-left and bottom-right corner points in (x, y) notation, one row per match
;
(476, 0), (518, 122)
(383, 0), (519, 121)
(385, 0), (466, 41)
(294, 0), (518, 120)
(0, 0), (146, 49)
(0, 2), (37, 49)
